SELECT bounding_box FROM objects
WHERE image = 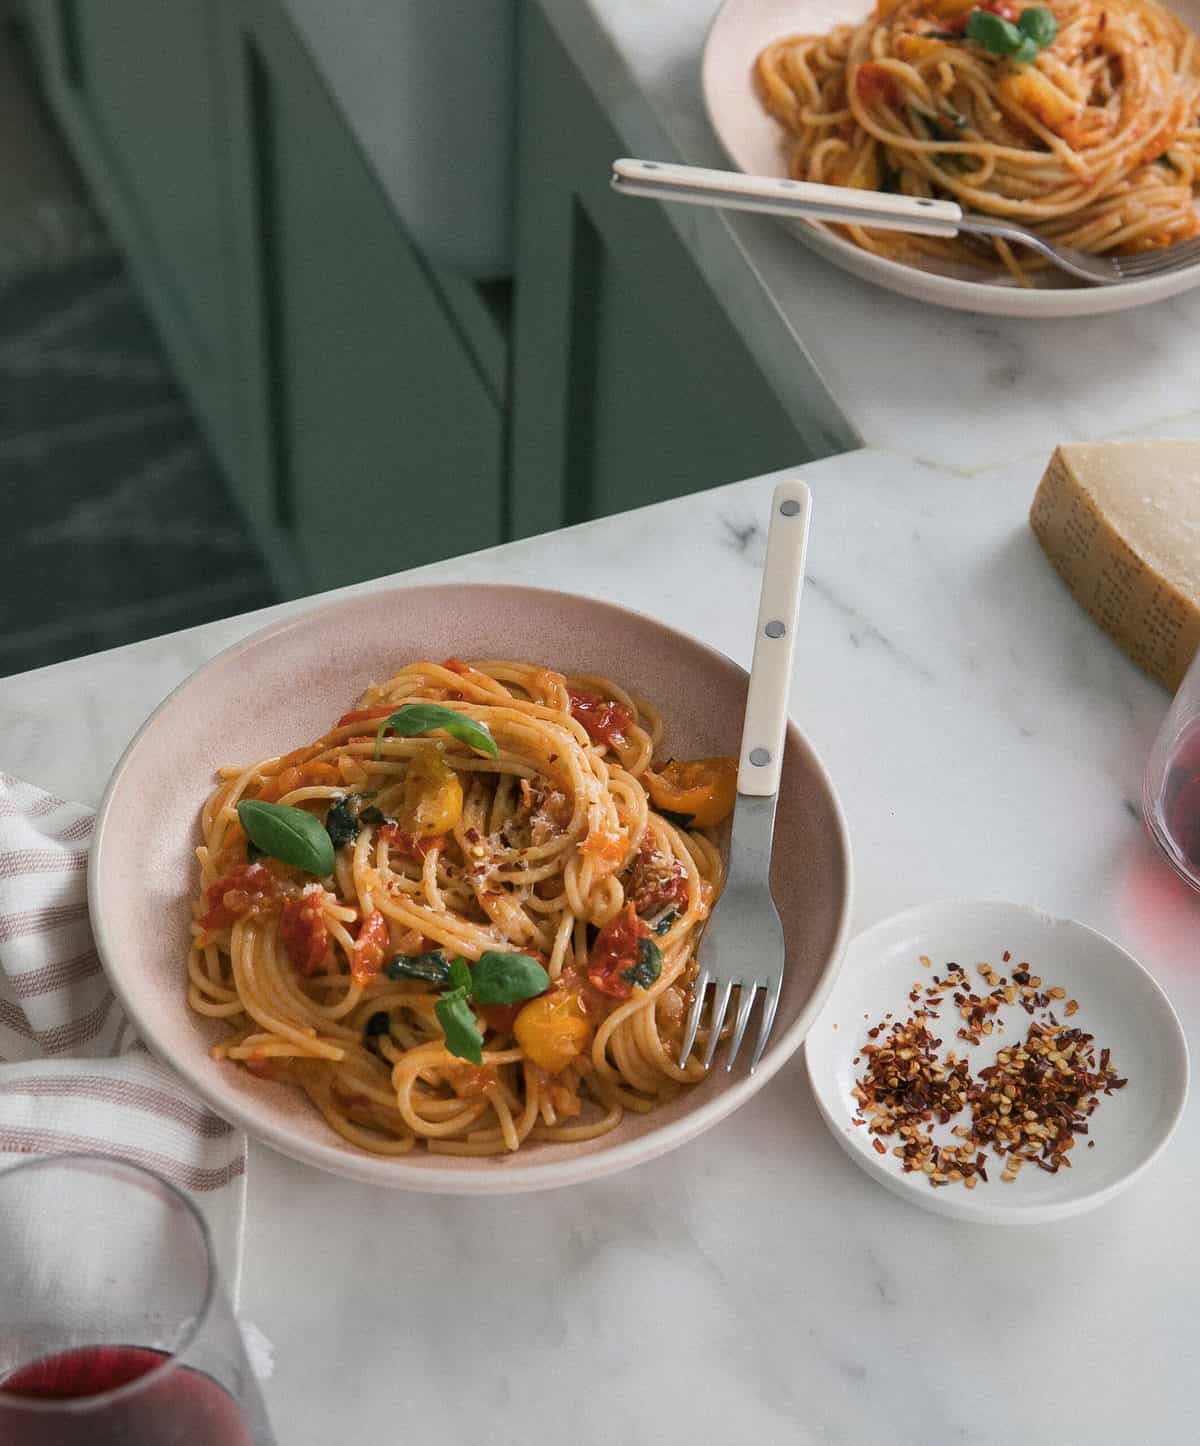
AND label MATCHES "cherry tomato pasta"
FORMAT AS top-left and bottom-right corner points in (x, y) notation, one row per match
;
(755, 0), (1200, 282)
(188, 659), (735, 1157)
